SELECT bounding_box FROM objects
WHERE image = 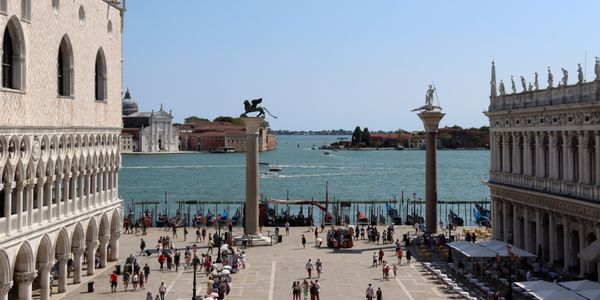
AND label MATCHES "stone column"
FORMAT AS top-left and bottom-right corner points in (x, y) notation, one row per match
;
(523, 133), (532, 176)
(98, 235), (109, 268)
(63, 173), (70, 216)
(548, 214), (556, 264)
(595, 132), (600, 186)
(524, 207), (531, 252)
(36, 178), (44, 224)
(72, 248), (84, 283)
(109, 231), (121, 261)
(78, 174), (84, 211)
(14, 271), (37, 300)
(37, 263), (52, 300)
(15, 183), (23, 232)
(56, 254), (68, 293)
(549, 132), (558, 179)
(90, 172), (96, 207)
(0, 282), (12, 300)
(418, 111), (445, 234)
(56, 175), (62, 219)
(512, 132), (520, 174)
(26, 182), (33, 228)
(490, 132), (497, 171)
(536, 210), (544, 260)
(578, 132), (589, 184)
(579, 223), (587, 277)
(85, 172), (91, 209)
(4, 185), (12, 235)
(563, 217), (570, 272)
(502, 132), (510, 172)
(86, 240), (98, 276)
(562, 131), (571, 181)
(503, 201), (509, 242)
(242, 117), (263, 235)
(98, 170), (104, 205)
(535, 132), (544, 177)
